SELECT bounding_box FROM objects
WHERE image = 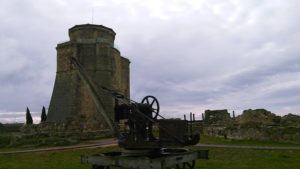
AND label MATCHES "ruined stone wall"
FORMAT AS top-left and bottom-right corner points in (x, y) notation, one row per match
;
(203, 109), (232, 126)
(202, 109), (300, 143)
